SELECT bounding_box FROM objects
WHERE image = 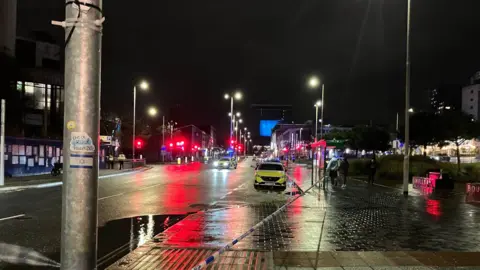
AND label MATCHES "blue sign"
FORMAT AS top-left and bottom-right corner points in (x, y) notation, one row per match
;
(260, 120), (279, 137)
(161, 145), (167, 151)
